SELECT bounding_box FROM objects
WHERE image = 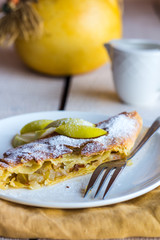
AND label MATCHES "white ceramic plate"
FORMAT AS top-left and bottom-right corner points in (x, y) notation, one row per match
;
(0, 111), (159, 209)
